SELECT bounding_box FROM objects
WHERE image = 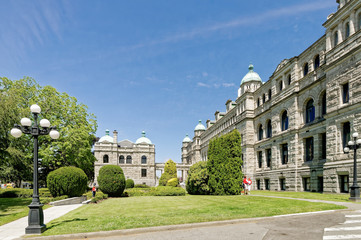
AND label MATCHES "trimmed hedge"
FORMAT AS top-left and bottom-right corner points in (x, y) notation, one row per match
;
(125, 186), (186, 197)
(186, 161), (210, 195)
(134, 184), (150, 188)
(166, 178), (179, 187)
(0, 188), (53, 198)
(47, 166), (88, 197)
(126, 179), (135, 189)
(97, 165), (126, 197)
